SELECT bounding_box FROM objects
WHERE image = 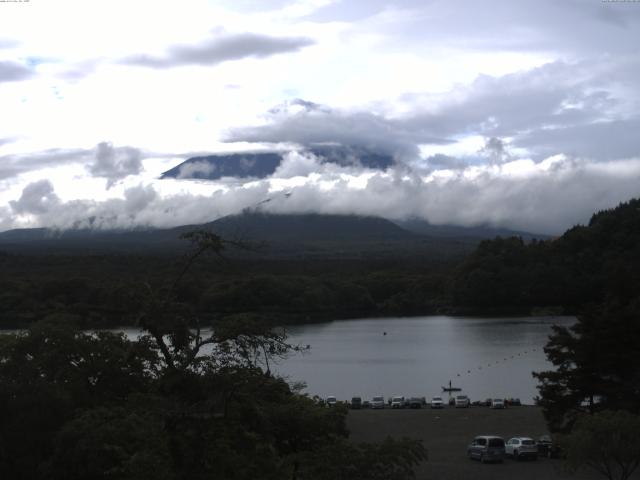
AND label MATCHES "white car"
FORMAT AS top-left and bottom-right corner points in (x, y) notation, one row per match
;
(371, 396), (385, 409)
(326, 396), (337, 407)
(391, 396), (405, 408)
(430, 396), (445, 408)
(455, 395), (470, 408)
(505, 437), (538, 460)
(491, 398), (505, 409)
